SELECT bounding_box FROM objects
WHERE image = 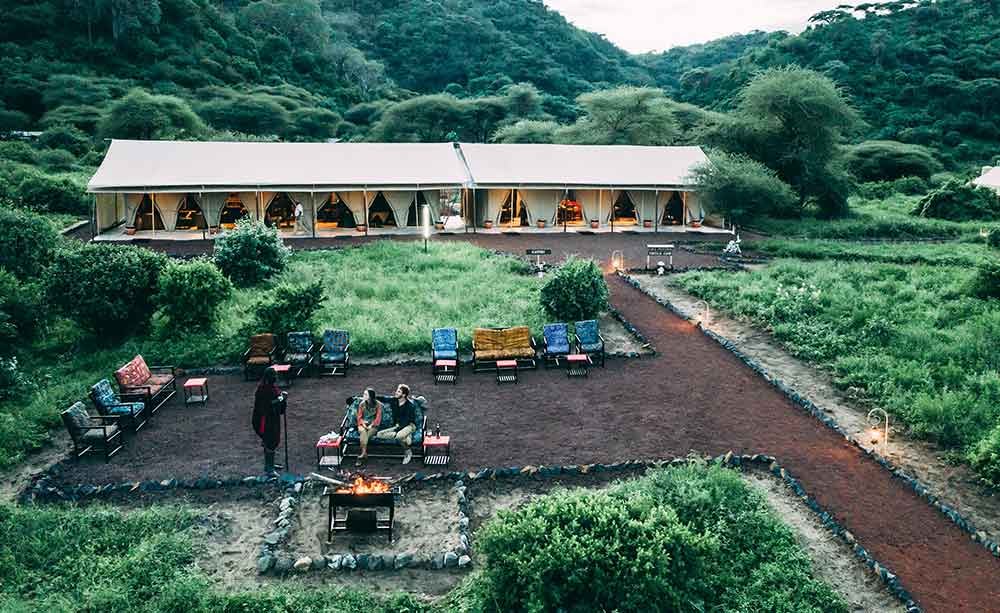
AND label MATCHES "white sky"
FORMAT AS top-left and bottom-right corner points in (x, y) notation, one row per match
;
(543, 0), (846, 53)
